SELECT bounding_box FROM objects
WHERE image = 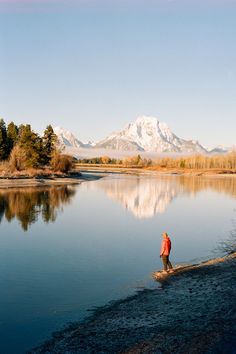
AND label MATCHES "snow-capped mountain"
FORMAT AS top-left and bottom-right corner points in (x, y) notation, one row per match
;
(84, 139), (96, 148)
(96, 116), (207, 153)
(53, 117), (232, 154)
(54, 126), (83, 148)
(208, 145), (236, 154)
(54, 126), (93, 149)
